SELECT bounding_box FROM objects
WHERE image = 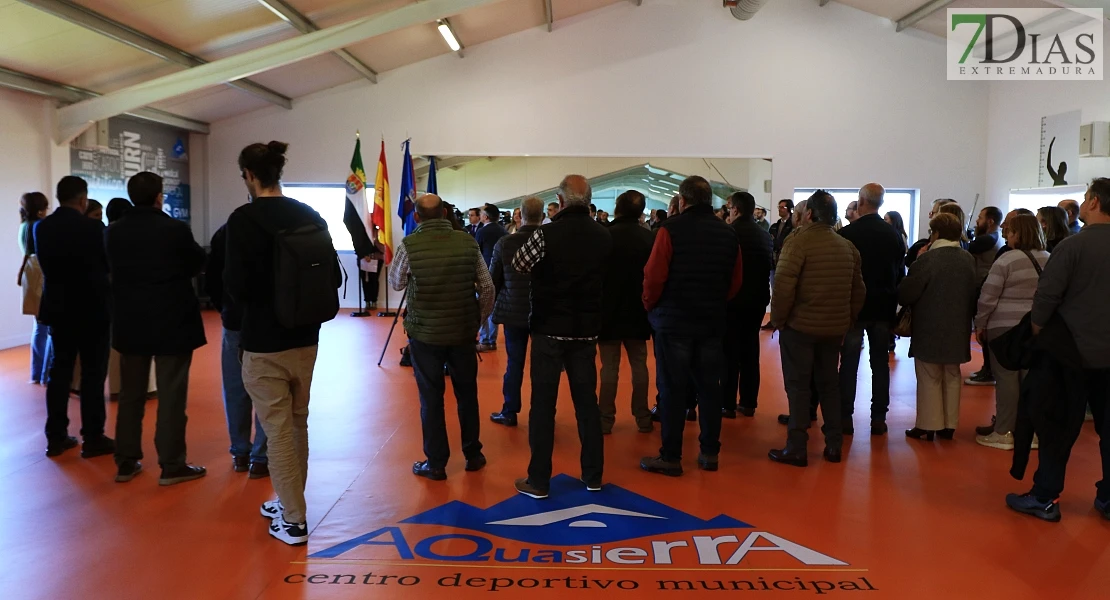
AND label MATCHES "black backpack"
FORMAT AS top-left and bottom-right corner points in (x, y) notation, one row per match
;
(251, 213), (341, 328)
